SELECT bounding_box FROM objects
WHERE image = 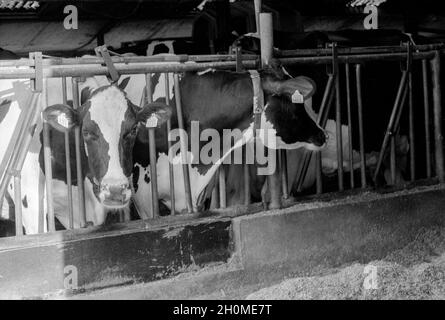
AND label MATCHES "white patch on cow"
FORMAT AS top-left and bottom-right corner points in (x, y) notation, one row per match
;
(52, 178), (107, 228)
(133, 124), (255, 216)
(88, 86), (128, 185)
